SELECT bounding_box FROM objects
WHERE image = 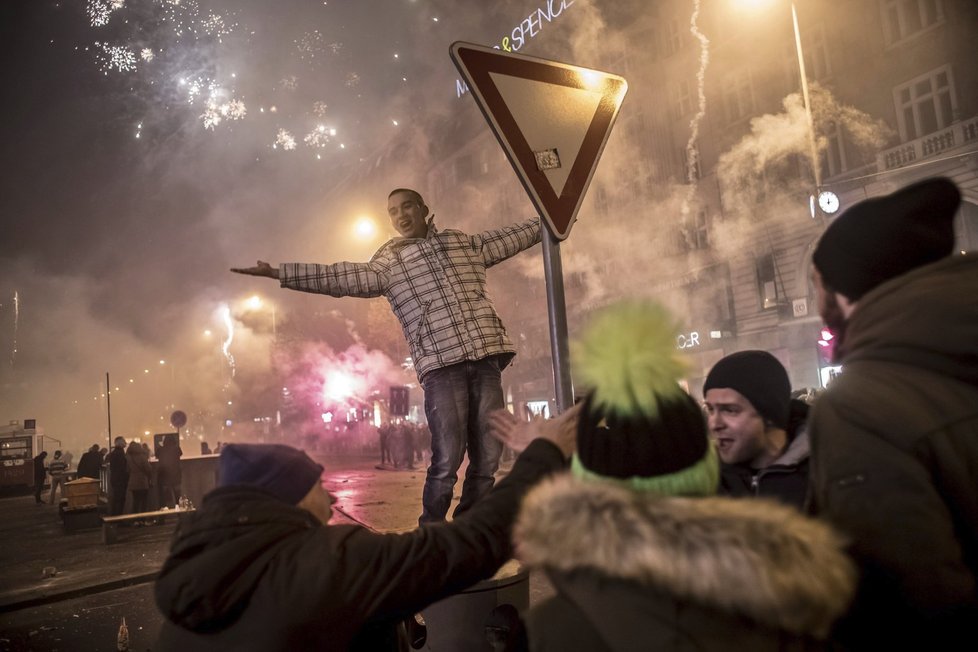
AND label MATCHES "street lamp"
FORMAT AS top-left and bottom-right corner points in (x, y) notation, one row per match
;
(737, 0), (835, 215)
(243, 295), (276, 336)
